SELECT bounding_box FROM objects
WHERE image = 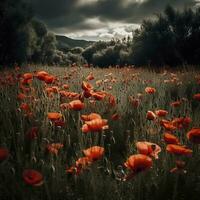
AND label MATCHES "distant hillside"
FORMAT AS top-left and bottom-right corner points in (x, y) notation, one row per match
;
(56, 35), (94, 52)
